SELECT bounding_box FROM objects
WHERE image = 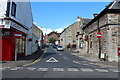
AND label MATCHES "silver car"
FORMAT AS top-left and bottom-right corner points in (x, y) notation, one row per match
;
(57, 46), (64, 51)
